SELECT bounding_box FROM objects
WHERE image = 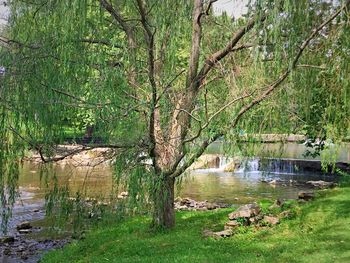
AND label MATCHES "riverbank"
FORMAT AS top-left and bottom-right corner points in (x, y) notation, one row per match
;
(42, 186), (350, 263)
